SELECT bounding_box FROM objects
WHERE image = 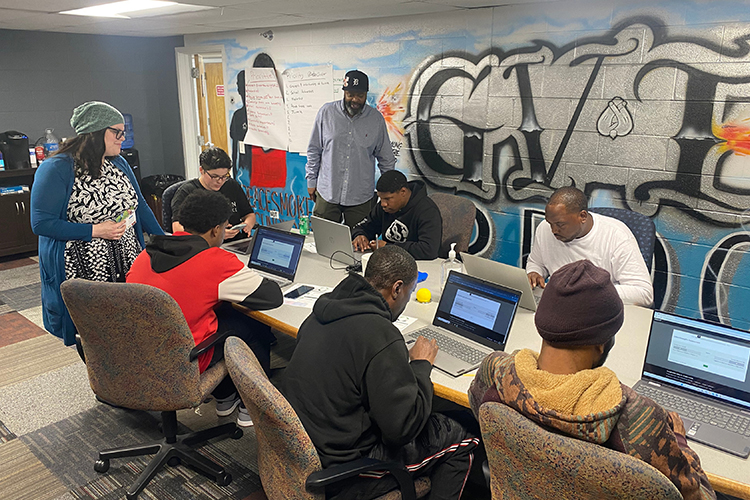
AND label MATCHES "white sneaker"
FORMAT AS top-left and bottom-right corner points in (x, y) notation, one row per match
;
(237, 404), (254, 427)
(215, 393), (241, 417)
